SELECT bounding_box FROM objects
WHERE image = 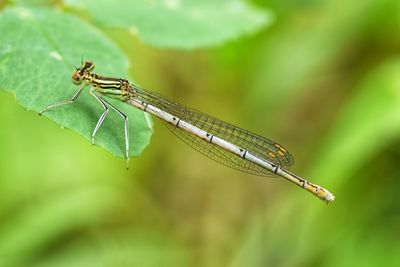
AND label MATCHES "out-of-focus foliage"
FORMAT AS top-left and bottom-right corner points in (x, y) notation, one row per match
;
(231, 59), (400, 267)
(1, 0), (400, 267)
(65, 0), (272, 49)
